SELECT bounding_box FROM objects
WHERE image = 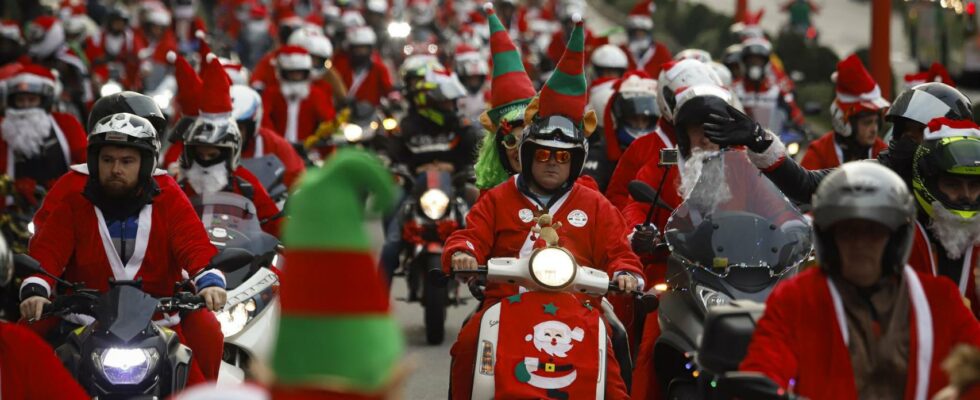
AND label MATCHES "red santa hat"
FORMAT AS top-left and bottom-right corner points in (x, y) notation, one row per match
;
(219, 57), (248, 85)
(904, 62), (955, 88)
(834, 54), (889, 110)
(276, 45), (313, 70)
(627, 0), (655, 30)
(195, 30), (212, 72)
(168, 51), (203, 117)
(743, 8), (764, 26)
(924, 117), (980, 141)
(198, 54), (233, 116)
(0, 20), (23, 44)
(8, 63), (57, 91)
